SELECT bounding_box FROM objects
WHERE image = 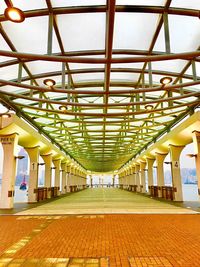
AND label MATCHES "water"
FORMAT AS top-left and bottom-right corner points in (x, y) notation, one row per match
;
(14, 186), (28, 202)
(182, 184), (199, 201)
(0, 184), (199, 203)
